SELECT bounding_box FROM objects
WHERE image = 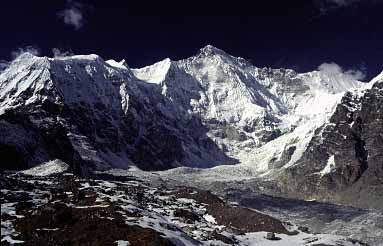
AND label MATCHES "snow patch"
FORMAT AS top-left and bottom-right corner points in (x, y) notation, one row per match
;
(21, 159), (69, 176)
(320, 155), (336, 176)
(106, 59), (128, 69)
(203, 214), (217, 224)
(1, 236), (24, 244)
(115, 240), (130, 246)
